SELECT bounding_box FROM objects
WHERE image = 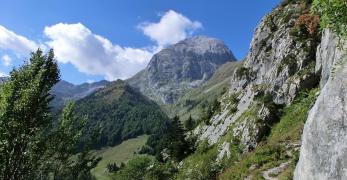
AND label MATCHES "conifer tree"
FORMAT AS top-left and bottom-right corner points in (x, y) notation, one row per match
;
(168, 115), (189, 161)
(184, 114), (195, 131)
